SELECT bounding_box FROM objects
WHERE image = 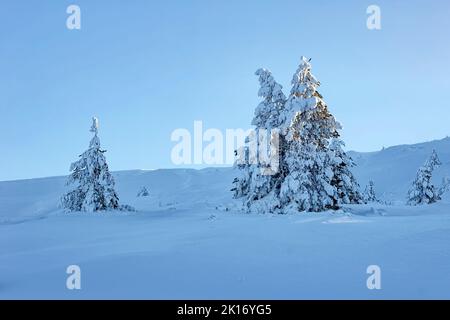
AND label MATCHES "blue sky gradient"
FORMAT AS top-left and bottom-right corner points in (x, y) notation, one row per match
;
(1, 0), (449, 180)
